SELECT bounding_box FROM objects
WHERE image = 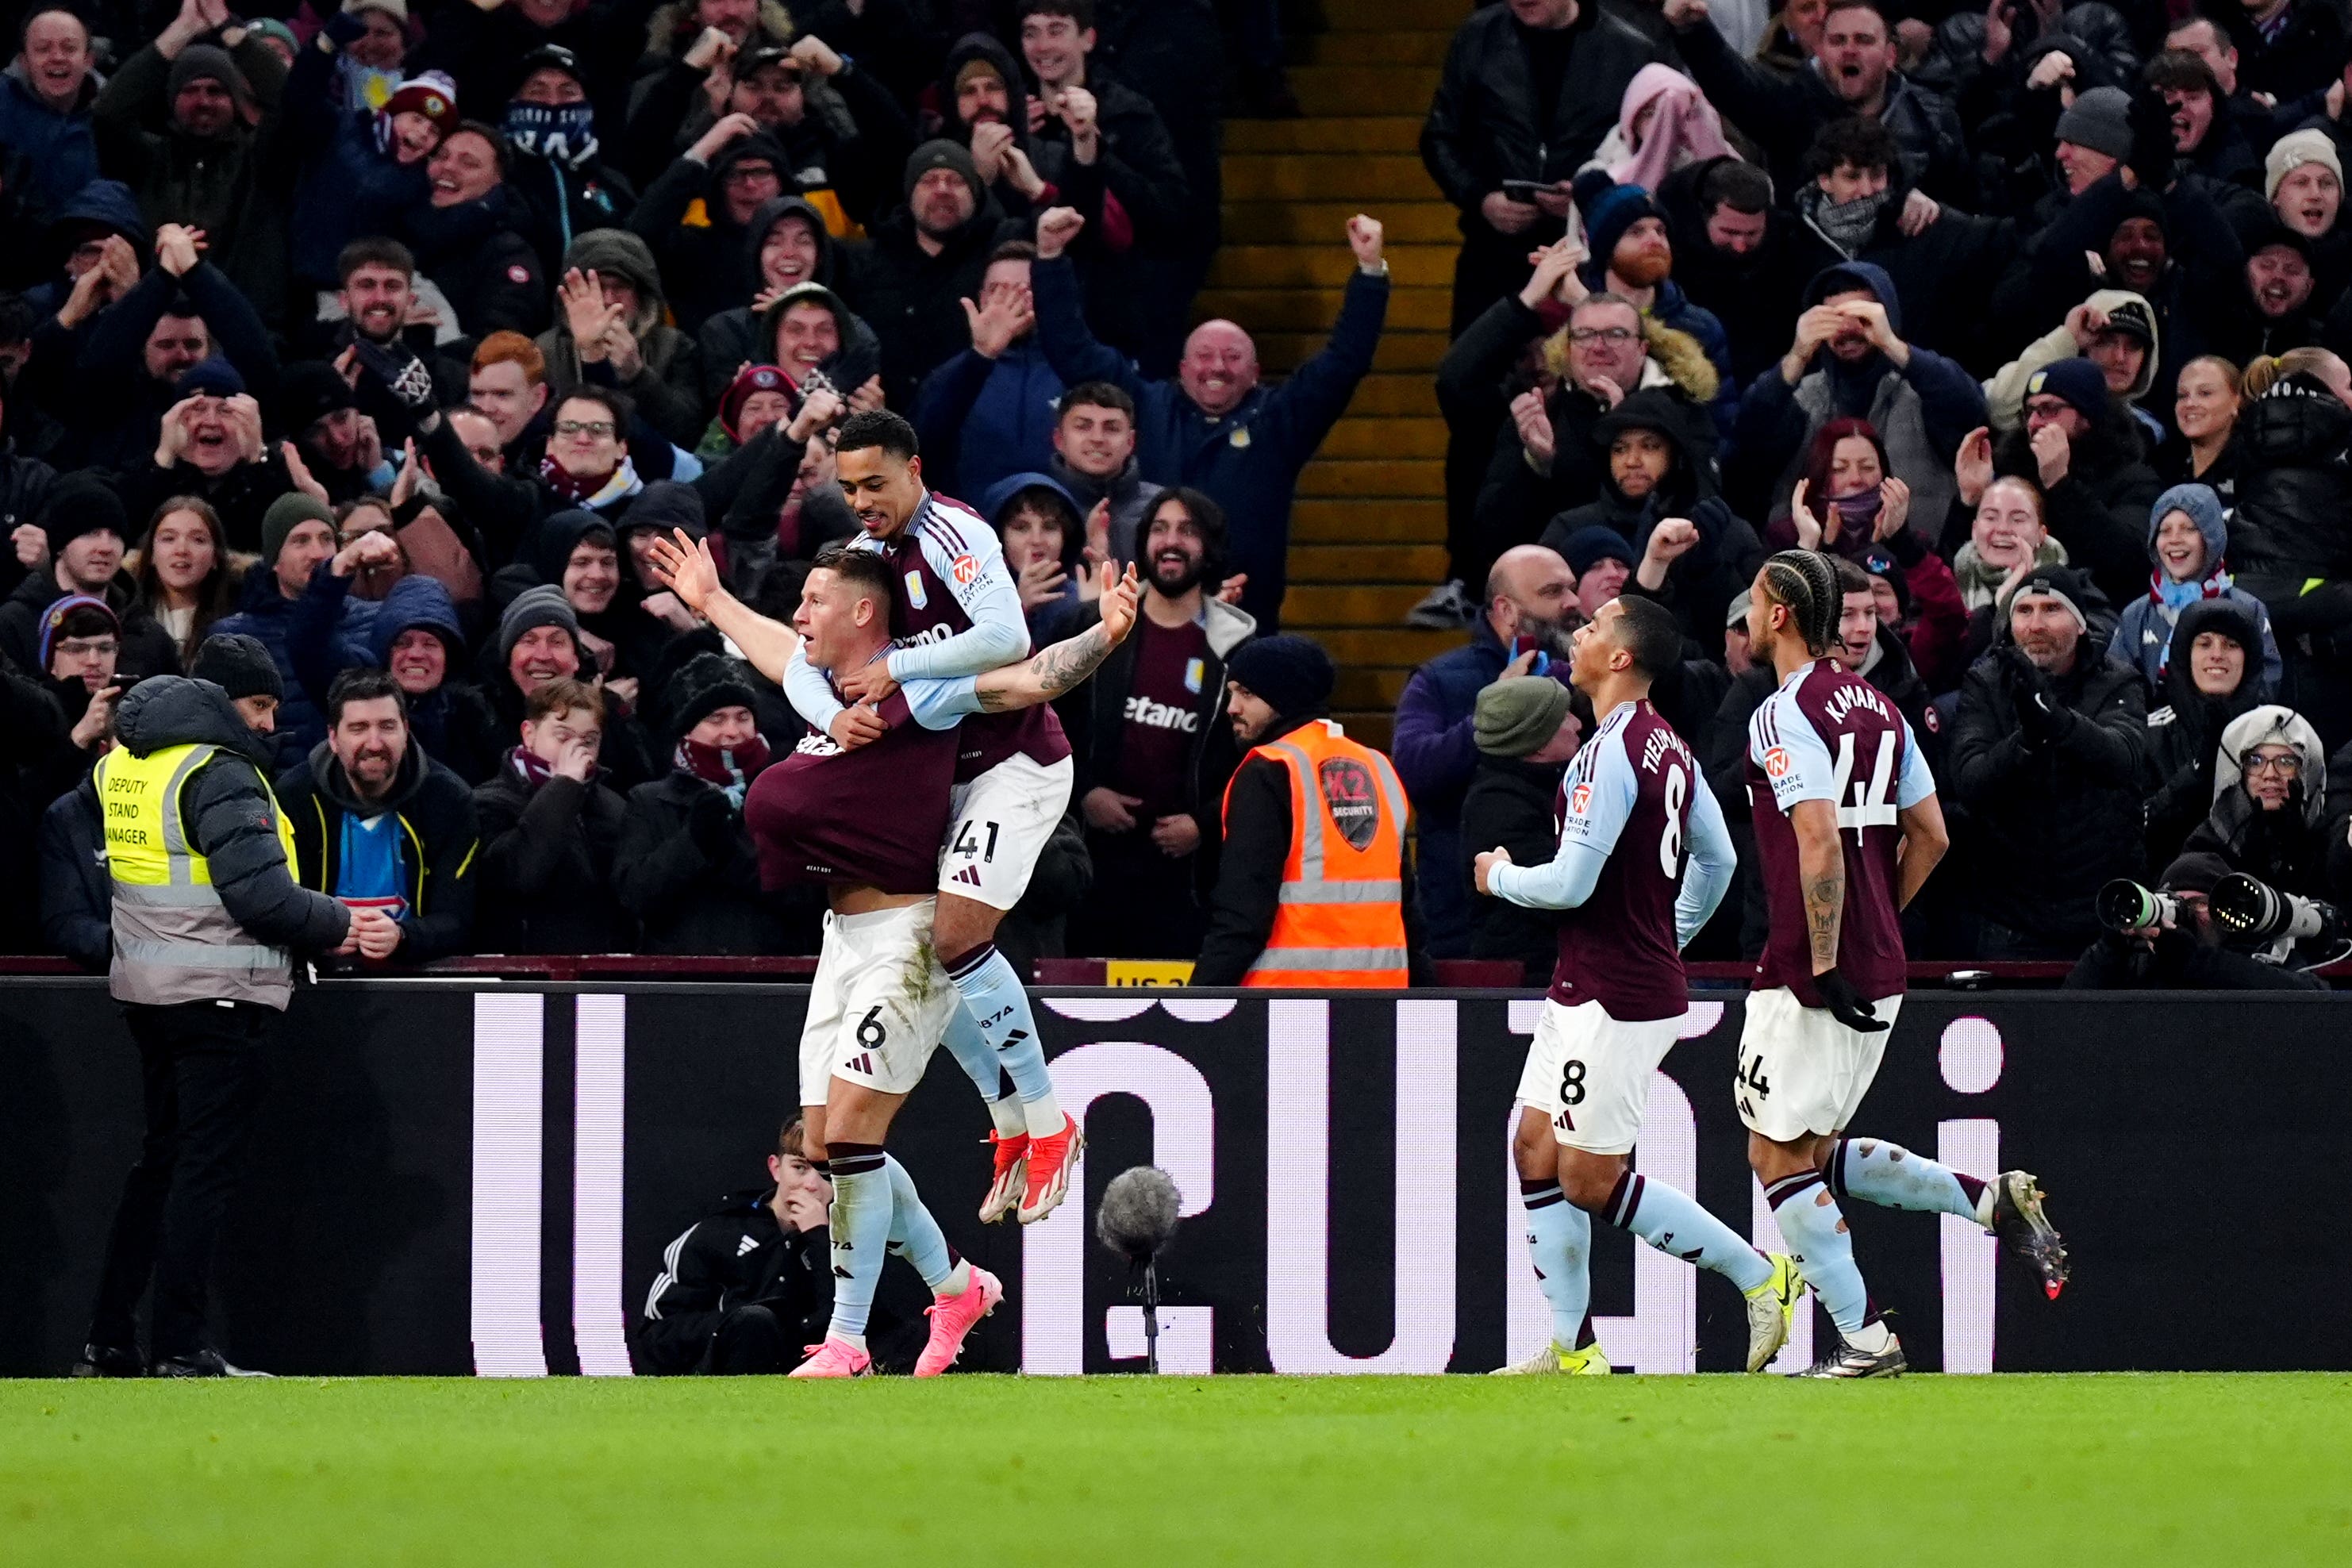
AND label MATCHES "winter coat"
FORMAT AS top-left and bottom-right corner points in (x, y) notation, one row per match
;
(2227, 382), (2352, 598)
(1659, 156), (1816, 386)
(1458, 751), (1566, 981)
(0, 65), (99, 223)
(40, 782), (110, 970)
(693, 196), (884, 404)
(0, 567), (179, 686)
(2170, 705), (2335, 901)
(626, 132), (792, 333)
(276, 739), (481, 962)
(212, 562), (379, 770)
(346, 576), (508, 785)
(2112, 493), (2282, 694)
(2140, 599), (2273, 869)
(852, 202), (1029, 409)
(91, 36), (294, 328)
(1049, 454), (1162, 570)
(70, 255), (279, 475)
(471, 753), (634, 954)
(281, 30), (433, 290)
(1420, 2), (1661, 226)
(1983, 288), (2161, 432)
(1989, 421), (2165, 611)
(1031, 252), (1388, 630)
(1947, 632), (2150, 947)
(394, 185), (552, 342)
(1734, 260), (1985, 532)
(1672, 14), (1973, 206)
(0, 654), (67, 952)
(534, 229), (705, 451)
(613, 768), (816, 954)
(911, 338), (1067, 502)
